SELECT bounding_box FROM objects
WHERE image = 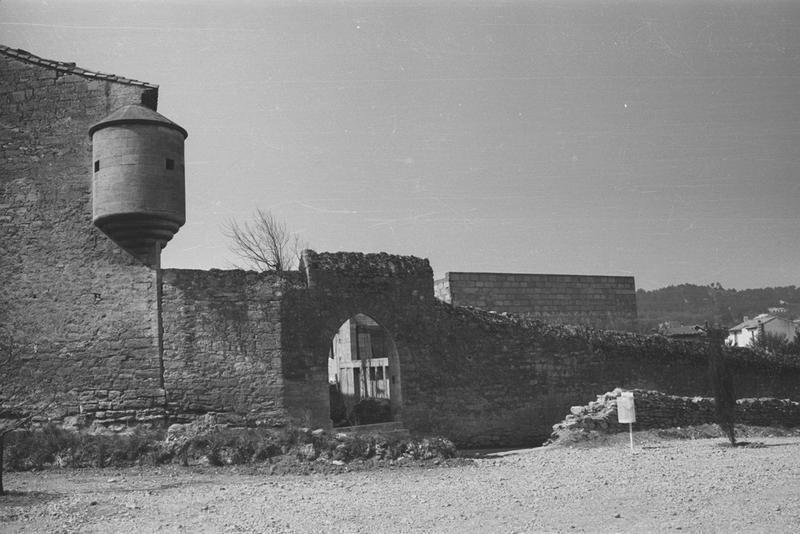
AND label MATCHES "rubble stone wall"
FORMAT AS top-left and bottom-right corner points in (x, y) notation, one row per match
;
(435, 272), (637, 330)
(160, 269), (303, 426)
(281, 255), (800, 447)
(401, 307), (800, 447)
(280, 250), (435, 429)
(552, 389), (800, 435)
